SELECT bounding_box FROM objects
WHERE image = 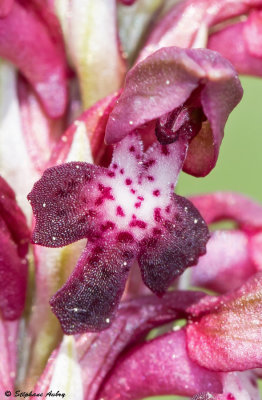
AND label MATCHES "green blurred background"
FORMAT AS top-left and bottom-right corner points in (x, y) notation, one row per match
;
(178, 76), (262, 202)
(143, 76), (262, 400)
